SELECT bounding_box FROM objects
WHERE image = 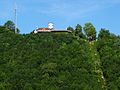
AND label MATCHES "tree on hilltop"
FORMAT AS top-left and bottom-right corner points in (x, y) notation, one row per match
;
(83, 23), (96, 41)
(4, 20), (20, 33)
(75, 24), (85, 38)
